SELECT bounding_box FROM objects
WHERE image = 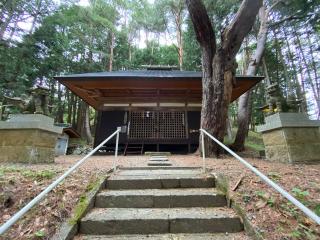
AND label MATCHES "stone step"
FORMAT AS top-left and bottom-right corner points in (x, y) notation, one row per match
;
(148, 161), (172, 166)
(106, 175), (215, 189)
(80, 208), (243, 235)
(145, 152), (171, 156)
(149, 159), (169, 162)
(95, 188), (226, 208)
(149, 157), (169, 161)
(76, 232), (249, 240)
(116, 167), (203, 174)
